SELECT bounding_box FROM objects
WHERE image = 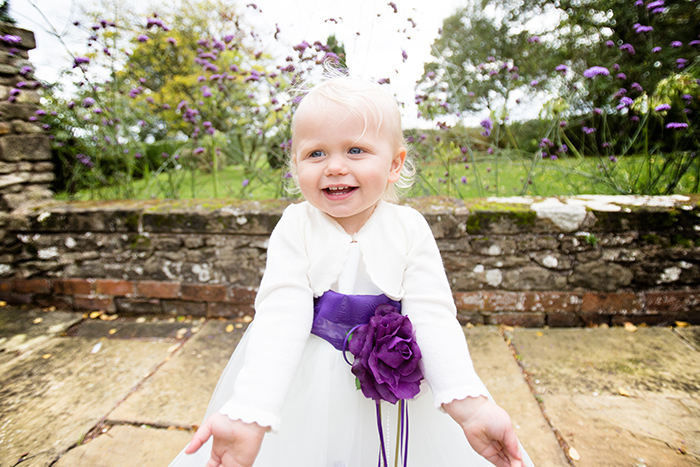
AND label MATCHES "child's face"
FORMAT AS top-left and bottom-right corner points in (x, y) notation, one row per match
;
(293, 100), (406, 234)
